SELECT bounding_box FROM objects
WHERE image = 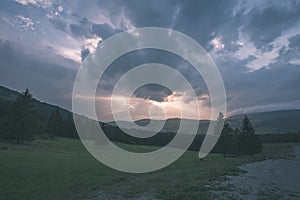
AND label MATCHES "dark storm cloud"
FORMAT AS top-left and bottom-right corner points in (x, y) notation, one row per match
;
(97, 49), (209, 102)
(91, 23), (121, 40)
(48, 17), (67, 32)
(50, 13), (120, 42)
(176, 0), (238, 46)
(134, 84), (172, 102)
(241, 2), (300, 50)
(0, 39), (76, 109)
(106, 0), (238, 47)
(219, 55), (300, 115)
(0, 0), (300, 117)
(70, 23), (93, 38)
(288, 34), (300, 48)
